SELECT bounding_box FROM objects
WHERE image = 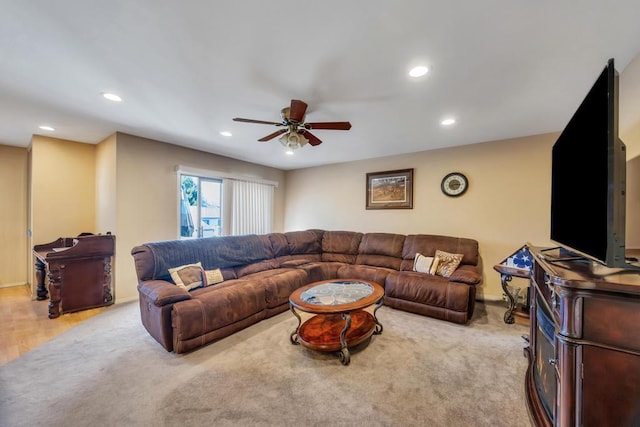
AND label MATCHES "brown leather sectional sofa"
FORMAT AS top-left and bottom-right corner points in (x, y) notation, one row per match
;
(131, 229), (481, 353)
